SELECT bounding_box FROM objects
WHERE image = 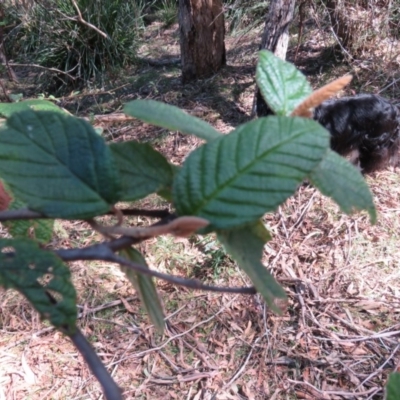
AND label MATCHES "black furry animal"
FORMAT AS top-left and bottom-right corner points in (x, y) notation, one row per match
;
(313, 94), (400, 173)
(256, 93), (400, 173)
